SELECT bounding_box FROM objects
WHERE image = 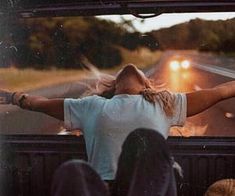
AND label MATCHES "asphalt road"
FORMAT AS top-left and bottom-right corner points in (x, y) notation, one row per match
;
(1, 50), (235, 136)
(0, 79), (95, 134)
(152, 50), (235, 136)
